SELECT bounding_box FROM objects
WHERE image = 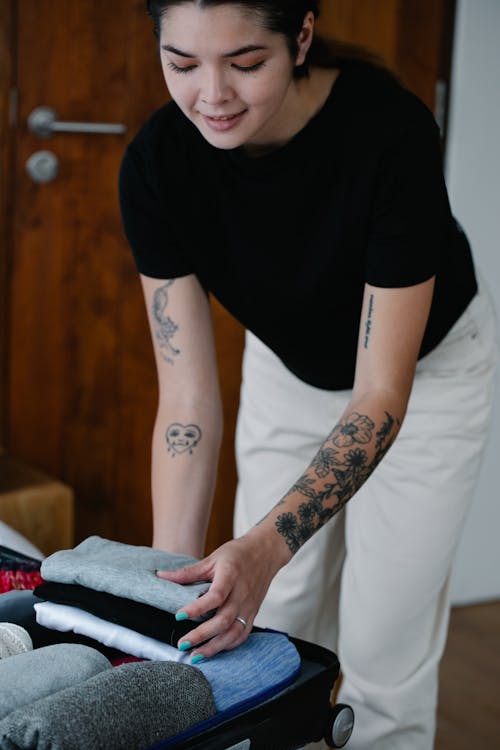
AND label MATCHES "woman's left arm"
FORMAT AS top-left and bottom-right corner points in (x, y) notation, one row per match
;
(158, 277), (435, 659)
(250, 275), (436, 554)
